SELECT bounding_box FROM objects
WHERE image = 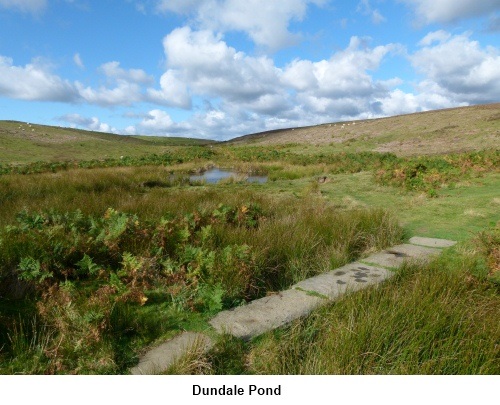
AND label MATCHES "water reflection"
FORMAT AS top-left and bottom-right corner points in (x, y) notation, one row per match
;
(189, 168), (267, 184)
